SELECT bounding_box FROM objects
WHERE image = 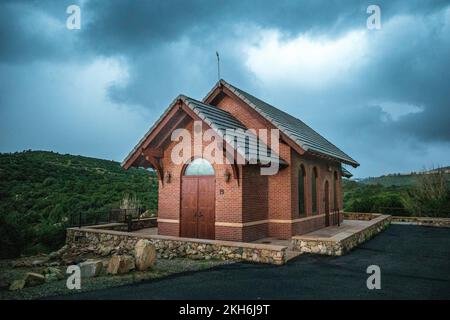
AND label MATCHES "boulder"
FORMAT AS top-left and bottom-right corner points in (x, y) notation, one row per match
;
(79, 260), (103, 278)
(24, 272), (45, 287)
(134, 239), (156, 271)
(9, 279), (26, 291)
(107, 255), (135, 275)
